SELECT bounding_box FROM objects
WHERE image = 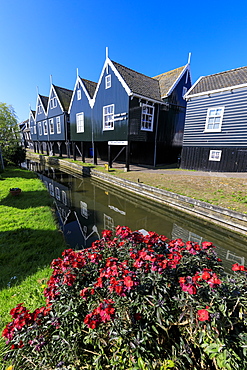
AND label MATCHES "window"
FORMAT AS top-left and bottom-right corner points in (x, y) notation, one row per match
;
(209, 150), (222, 161)
(80, 201), (88, 218)
(55, 187), (60, 200)
(141, 104), (154, 131)
(62, 190), (67, 205)
(37, 105), (42, 114)
(77, 89), (81, 100)
(182, 87), (188, 98)
(50, 97), (57, 109)
(104, 214), (114, 231)
(105, 75), (111, 89)
(205, 107), (224, 132)
(34, 125), (37, 134)
(76, 112), (84, 133)
(43, 120), (48, 135)
(103, 104), (114, 130)
(38, 122), (42, 135)
(56, 117), (61, 134)
(49, 118), (54, 134)
(49, 183), (54, 196)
